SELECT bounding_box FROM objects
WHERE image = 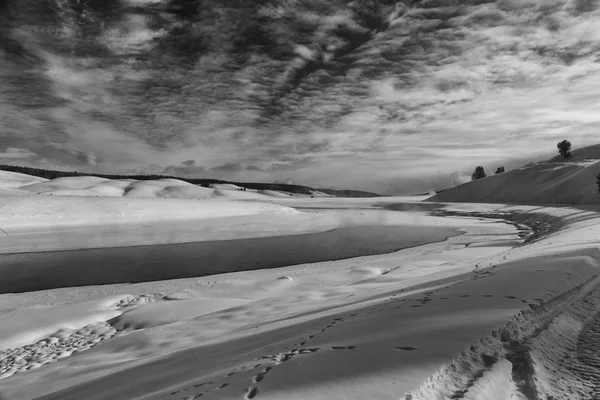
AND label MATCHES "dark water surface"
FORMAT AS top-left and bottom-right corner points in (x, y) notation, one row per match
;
(0, 225), (458, 293)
